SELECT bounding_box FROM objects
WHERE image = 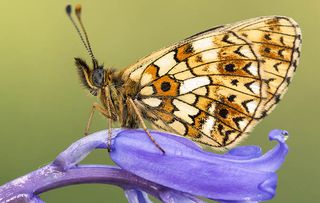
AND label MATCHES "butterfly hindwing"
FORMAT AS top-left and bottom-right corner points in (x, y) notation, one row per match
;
(229, 16), (302, 116)
(123, 16), (301, 148)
